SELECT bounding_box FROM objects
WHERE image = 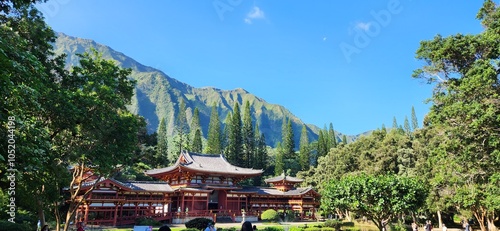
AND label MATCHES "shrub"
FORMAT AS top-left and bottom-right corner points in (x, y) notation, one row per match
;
(321, 228), (335, 231)
(262, 226), (284, 231)
(343, 222), (355, 227)
(324, 219), (343, 230)
(345, 228), (361, 231)
(185, 217), (214, 230)
(181, 229), (202, 231)
(219, 228), (237, 231)
(0, 220), (32, 231)
(305, 227), (322, 231)
(261, 209), (279, 222)
(289, 227), (303, 231)
(390, 222), (409, 231)
(135, 217), (162, 226)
